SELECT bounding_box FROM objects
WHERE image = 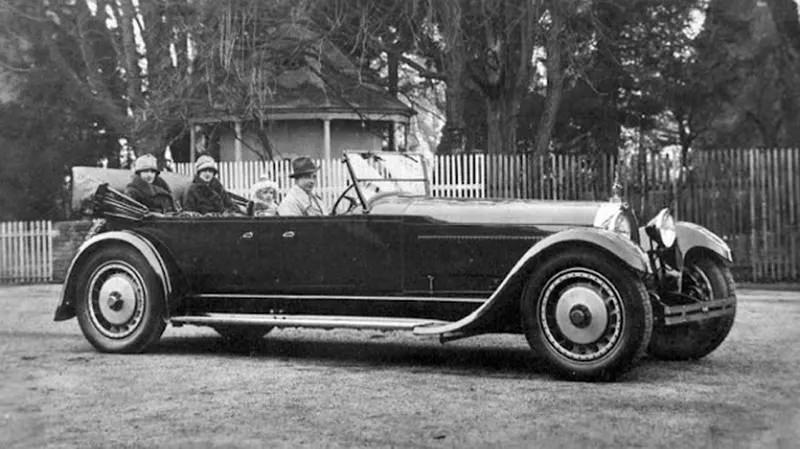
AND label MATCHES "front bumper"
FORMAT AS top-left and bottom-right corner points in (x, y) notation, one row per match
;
(650, 293), (737, 326)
